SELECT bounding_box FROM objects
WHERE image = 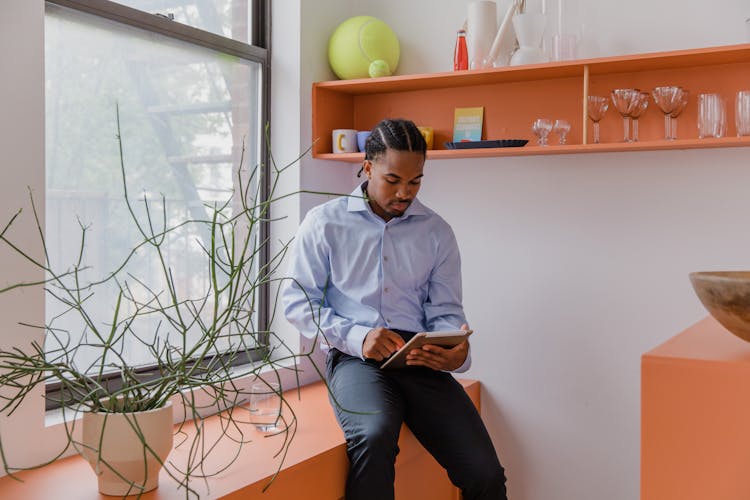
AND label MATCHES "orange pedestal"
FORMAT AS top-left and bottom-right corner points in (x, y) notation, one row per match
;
(641, 317), (750, 500)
